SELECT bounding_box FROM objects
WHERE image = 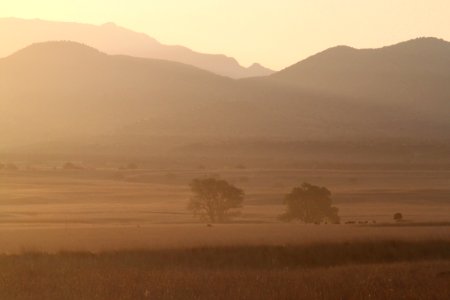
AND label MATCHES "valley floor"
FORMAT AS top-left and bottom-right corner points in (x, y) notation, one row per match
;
(0, 241), (449, 300)
(0, 167), (449, 299)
